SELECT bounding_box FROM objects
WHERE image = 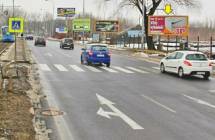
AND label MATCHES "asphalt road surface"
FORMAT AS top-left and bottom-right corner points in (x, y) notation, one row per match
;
(28, 40), (215, 140)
